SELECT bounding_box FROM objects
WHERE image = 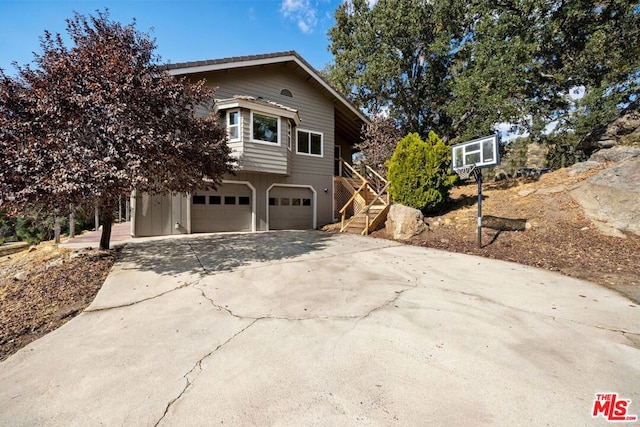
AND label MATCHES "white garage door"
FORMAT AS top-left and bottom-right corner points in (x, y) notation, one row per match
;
(269, 187), (314, 230)
(191, 184), (252, 233)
